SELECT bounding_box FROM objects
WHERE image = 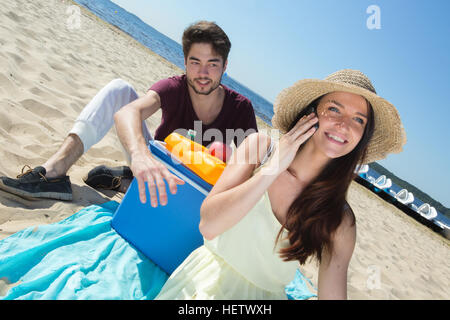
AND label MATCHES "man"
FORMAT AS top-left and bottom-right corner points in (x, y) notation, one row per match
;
(0, 21), (258, 207)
